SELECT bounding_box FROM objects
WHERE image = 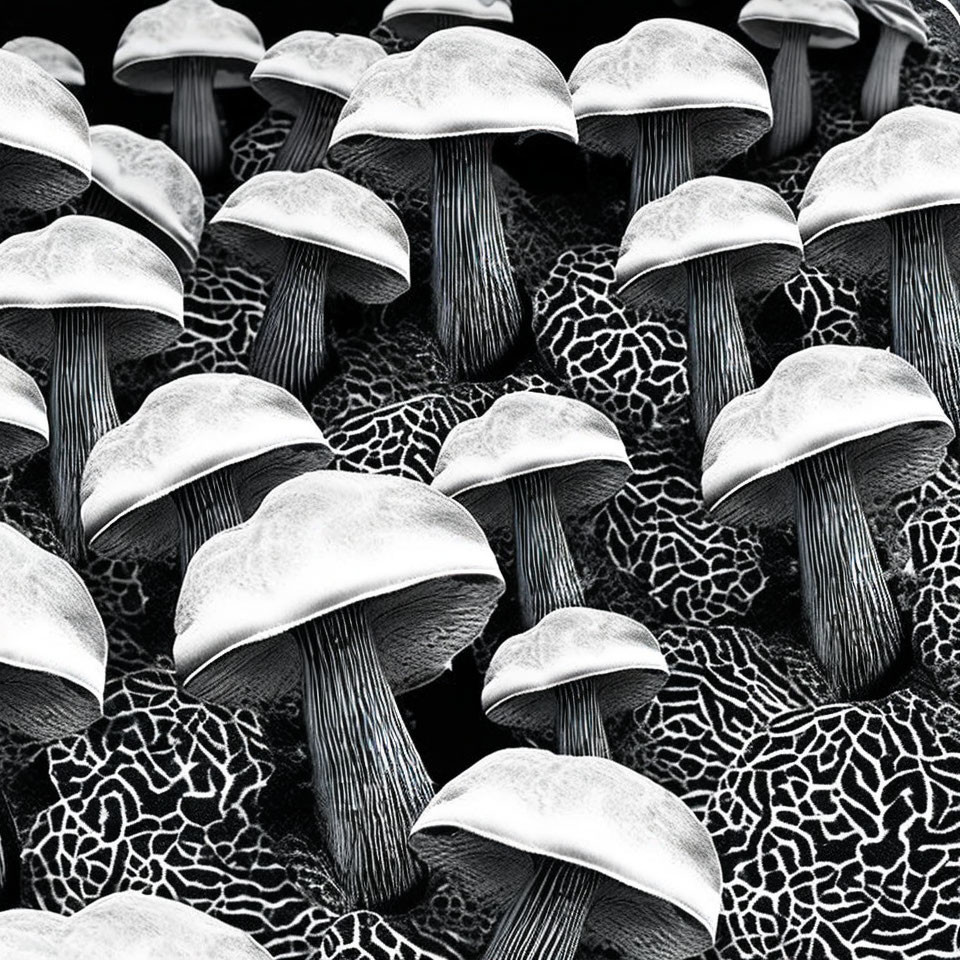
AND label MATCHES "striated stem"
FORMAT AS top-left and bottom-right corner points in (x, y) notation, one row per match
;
(271, 90), (344, 172)
(555, 678), (609, 758)
(861, 25), (911, 123)
(171, 468), (244, 576)
(82, 185), (128, 221)
(170, 57), (224, 180)
(630, 111), (693, 214)
(767, 23), (812, 158)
